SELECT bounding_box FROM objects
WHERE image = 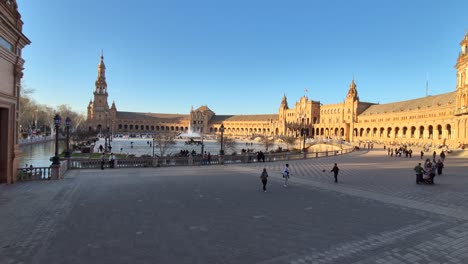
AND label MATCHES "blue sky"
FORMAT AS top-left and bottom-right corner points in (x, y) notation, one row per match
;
(18, 0), (468, 115)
